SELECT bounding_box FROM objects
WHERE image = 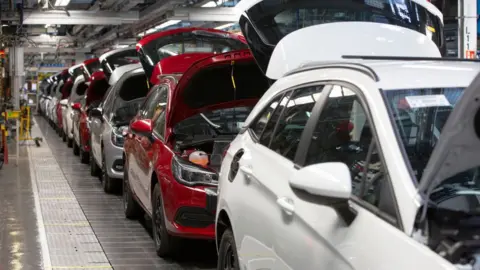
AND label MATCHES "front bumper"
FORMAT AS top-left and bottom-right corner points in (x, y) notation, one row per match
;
(104, 141), (124, 179)
(164, 184), (217, 240)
